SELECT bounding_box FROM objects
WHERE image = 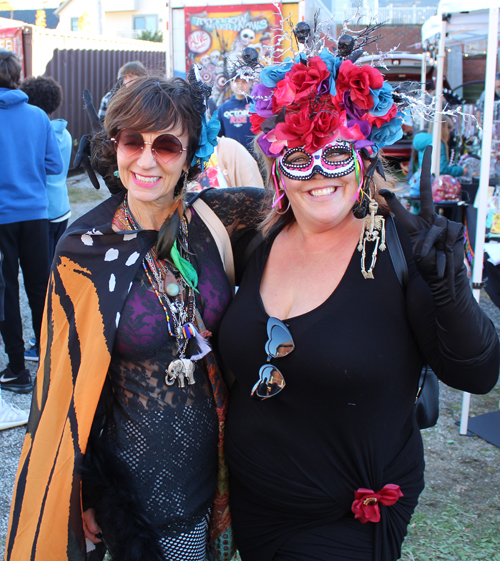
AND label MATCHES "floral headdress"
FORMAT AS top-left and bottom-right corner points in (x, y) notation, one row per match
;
(248, 24), (405, 161)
